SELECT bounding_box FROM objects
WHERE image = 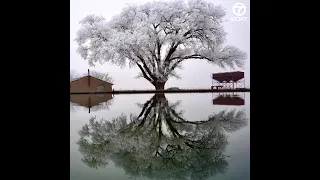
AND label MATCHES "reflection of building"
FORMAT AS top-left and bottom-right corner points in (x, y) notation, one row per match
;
(212, 94), (245, 106)
(70, 94), (113, 113)
(70, 69), (113, 93)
